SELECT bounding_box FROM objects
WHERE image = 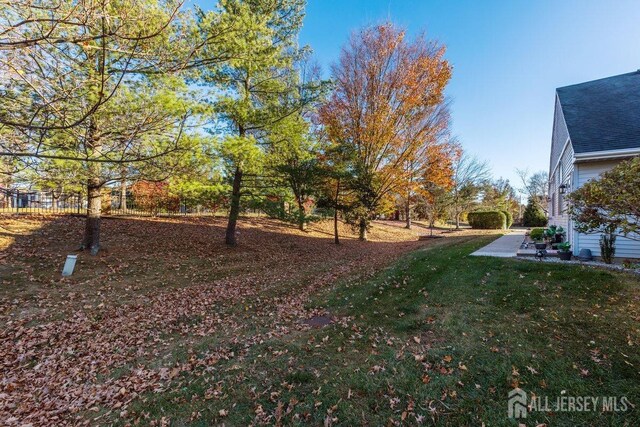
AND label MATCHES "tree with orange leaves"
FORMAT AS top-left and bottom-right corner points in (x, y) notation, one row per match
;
(319, 23), (452, 239)
(399, 130), (458, 229)
(414, 141), (460, 232)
